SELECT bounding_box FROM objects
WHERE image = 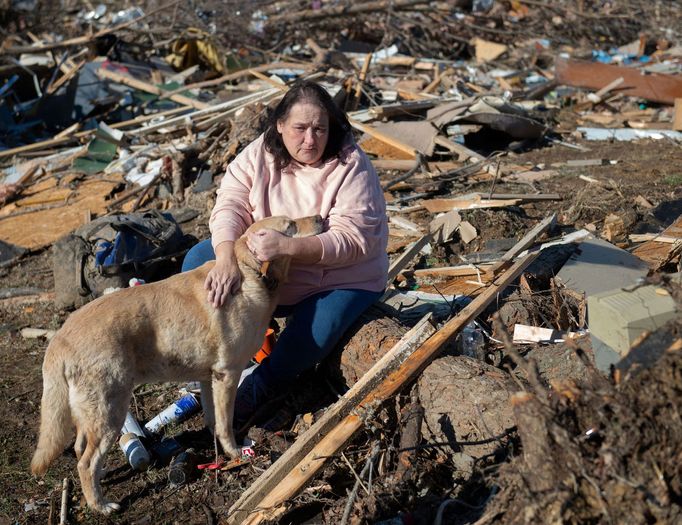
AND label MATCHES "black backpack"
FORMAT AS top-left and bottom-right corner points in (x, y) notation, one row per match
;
(53, 209), (196, 309)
